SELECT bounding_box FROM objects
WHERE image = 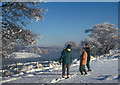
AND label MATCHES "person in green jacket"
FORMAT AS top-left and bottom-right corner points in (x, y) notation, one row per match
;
(59, 44), (73, 78)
